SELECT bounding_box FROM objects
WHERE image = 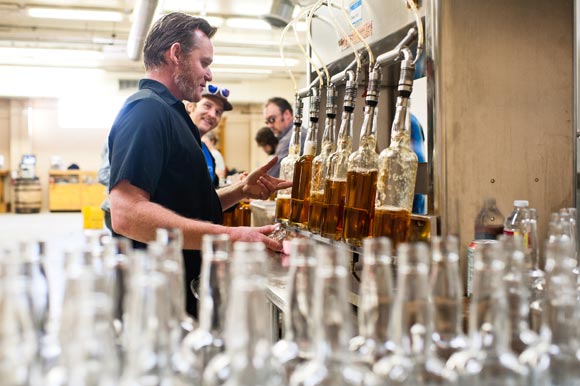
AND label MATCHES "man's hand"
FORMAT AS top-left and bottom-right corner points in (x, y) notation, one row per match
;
(227, 224), (284, 252)
(241, 156), (293, 200)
